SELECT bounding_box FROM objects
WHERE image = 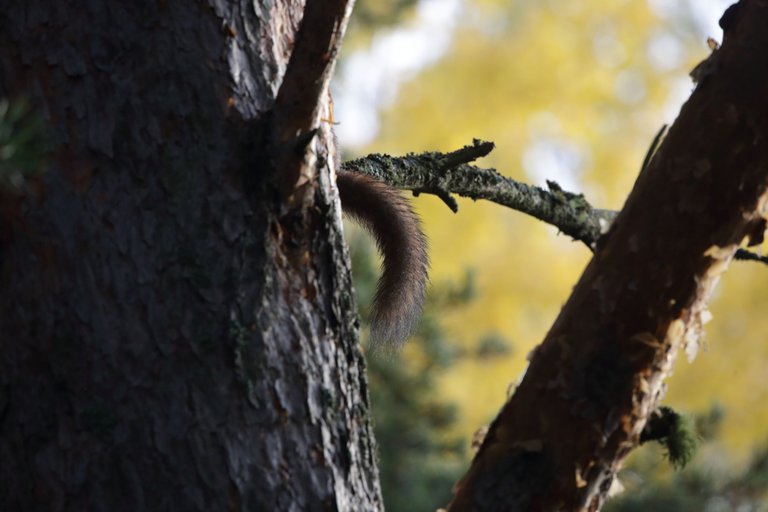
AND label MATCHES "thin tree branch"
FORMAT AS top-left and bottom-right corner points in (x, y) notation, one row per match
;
(342, 140), (612, 248)
(272, 0), (355, 196)
(734, 248), (768, 264)
(343, 140), (767, 264)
